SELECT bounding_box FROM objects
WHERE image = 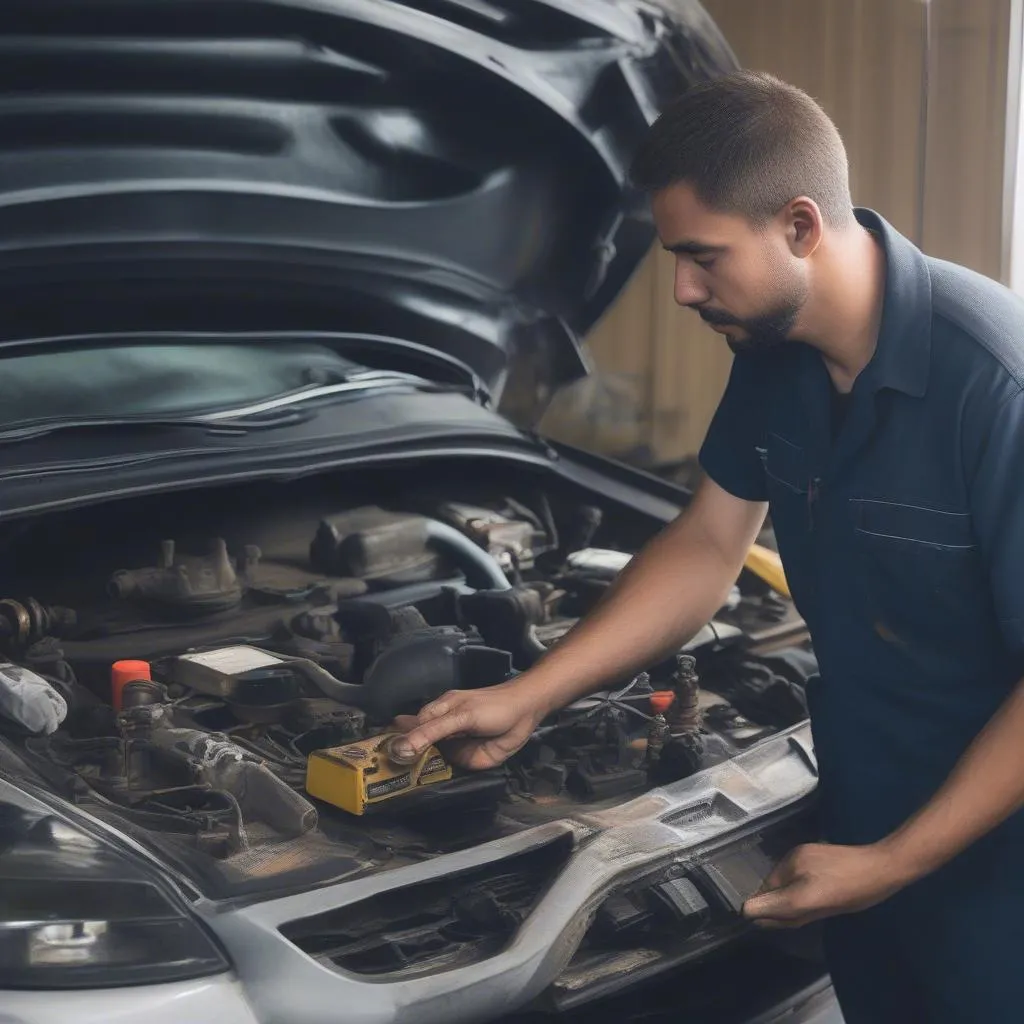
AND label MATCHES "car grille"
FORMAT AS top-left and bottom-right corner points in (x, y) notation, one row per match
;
(279, 831), (574, 977)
